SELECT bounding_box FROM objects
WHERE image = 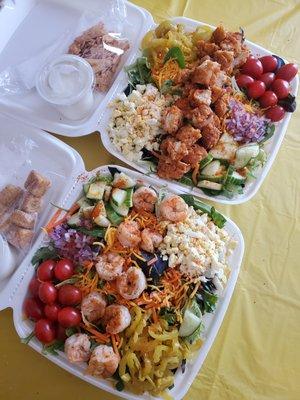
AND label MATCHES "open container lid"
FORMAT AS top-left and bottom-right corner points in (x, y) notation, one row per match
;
(0, 0), (154, 136)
